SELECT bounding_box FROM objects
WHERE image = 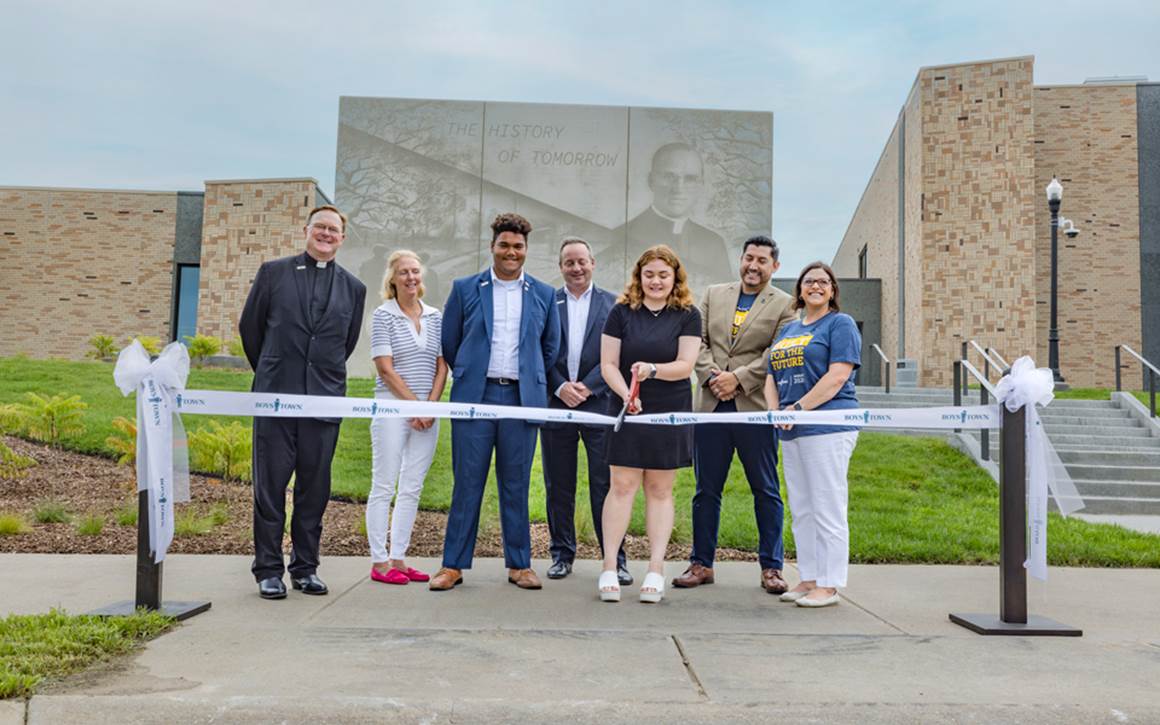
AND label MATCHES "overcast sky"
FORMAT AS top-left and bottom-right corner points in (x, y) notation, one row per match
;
(3, 0), (1158, 276)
